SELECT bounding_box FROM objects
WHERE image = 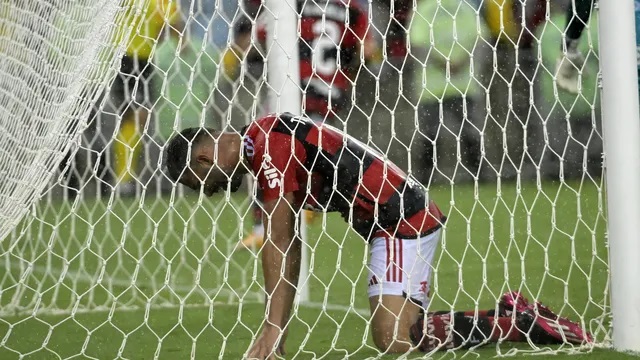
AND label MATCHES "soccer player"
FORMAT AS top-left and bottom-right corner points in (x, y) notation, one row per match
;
(111, 0), (179, 195)
(222, 0), (377, 250)
(164, 113), (593, 358)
